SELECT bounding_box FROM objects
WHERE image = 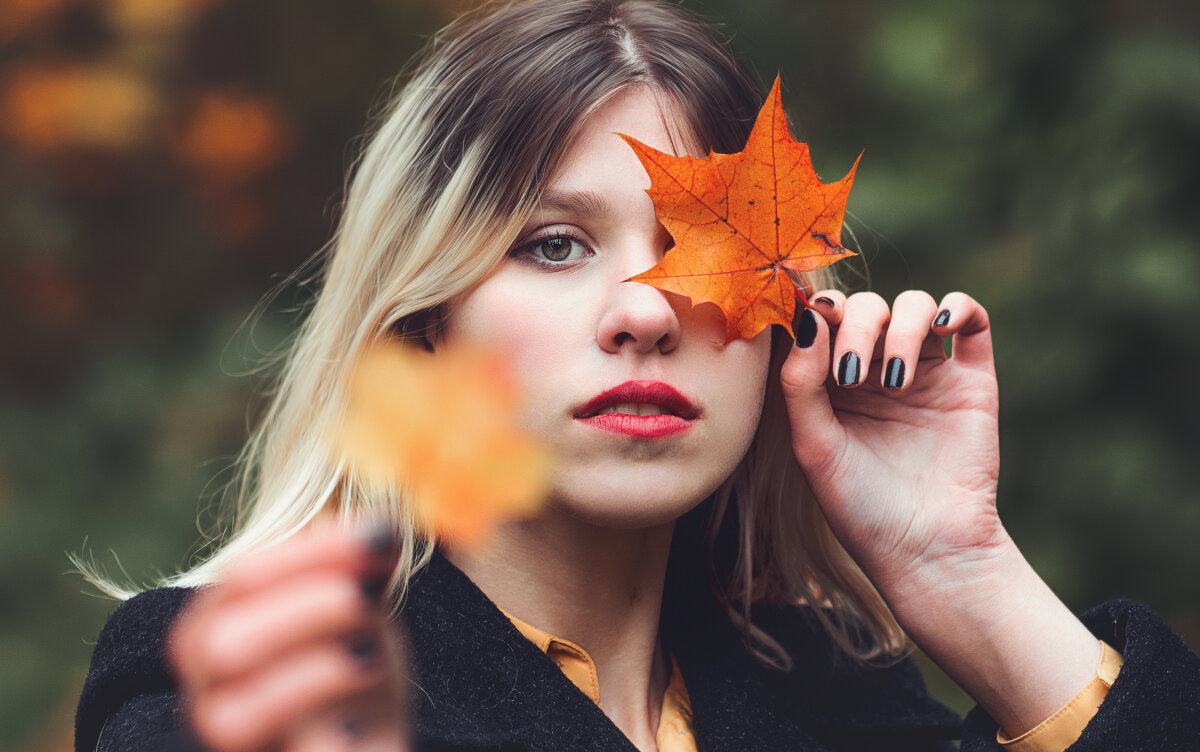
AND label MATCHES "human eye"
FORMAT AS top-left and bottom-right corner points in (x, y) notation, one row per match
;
(509, 229), (594, 270)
